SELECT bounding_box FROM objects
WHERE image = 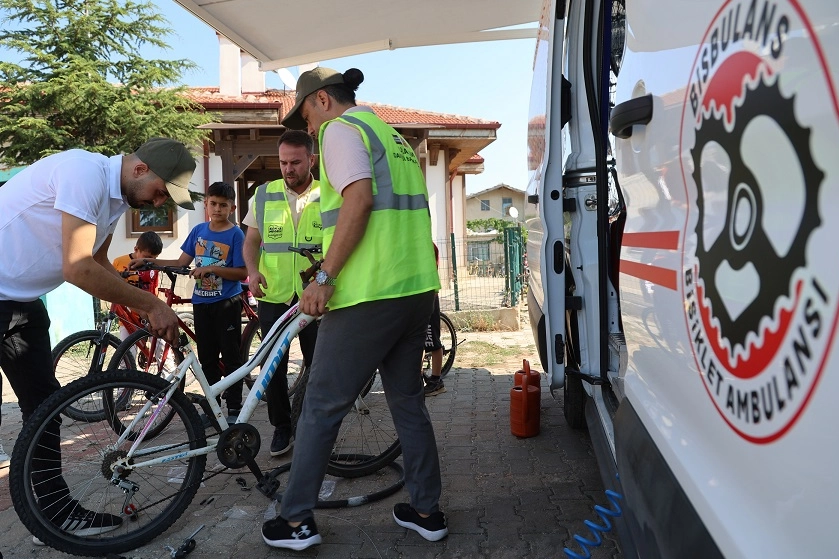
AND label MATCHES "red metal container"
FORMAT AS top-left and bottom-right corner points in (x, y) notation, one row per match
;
(510, 359), (540, 438)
